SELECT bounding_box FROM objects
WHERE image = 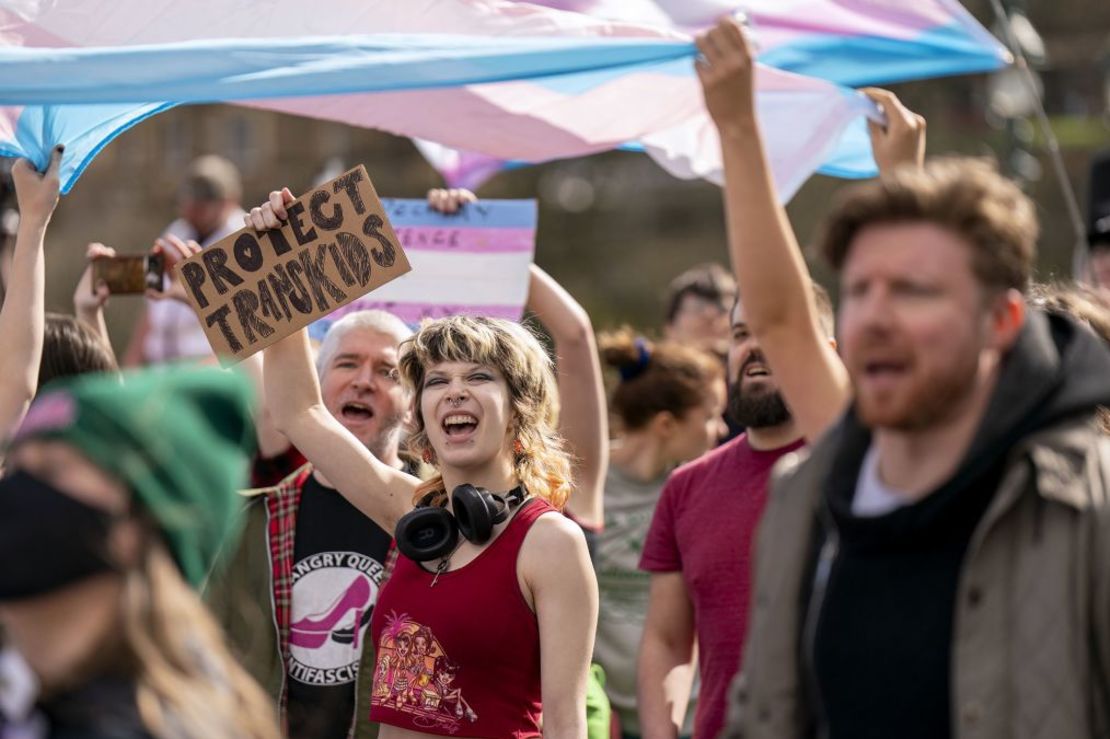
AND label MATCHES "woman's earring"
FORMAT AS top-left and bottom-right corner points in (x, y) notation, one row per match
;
(422, 448), (435, 464)
(513, 439), (525, 457)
